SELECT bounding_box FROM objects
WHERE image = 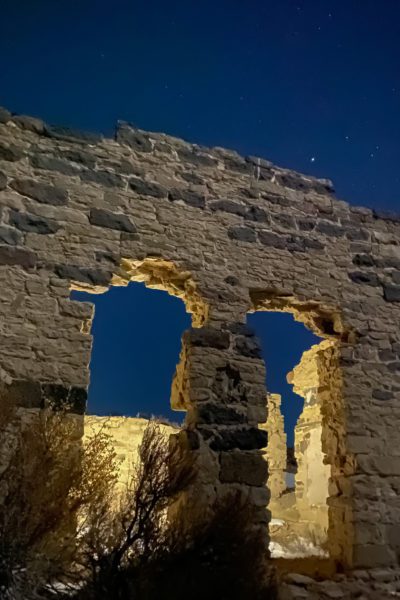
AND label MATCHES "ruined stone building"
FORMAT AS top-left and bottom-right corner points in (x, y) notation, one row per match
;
(0, 106), (400, 596)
